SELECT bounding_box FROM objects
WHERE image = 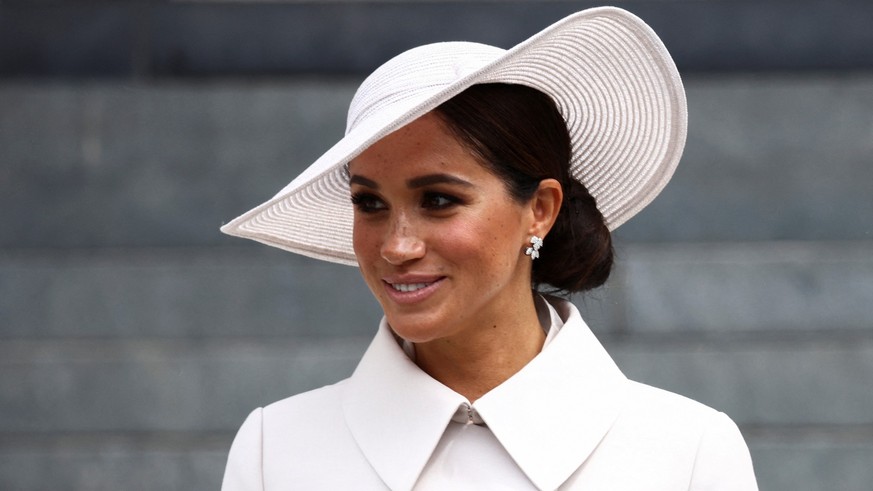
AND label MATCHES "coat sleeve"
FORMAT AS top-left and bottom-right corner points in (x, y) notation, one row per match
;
(221, 408), (265, 491)
(688, 411), (758, 491)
